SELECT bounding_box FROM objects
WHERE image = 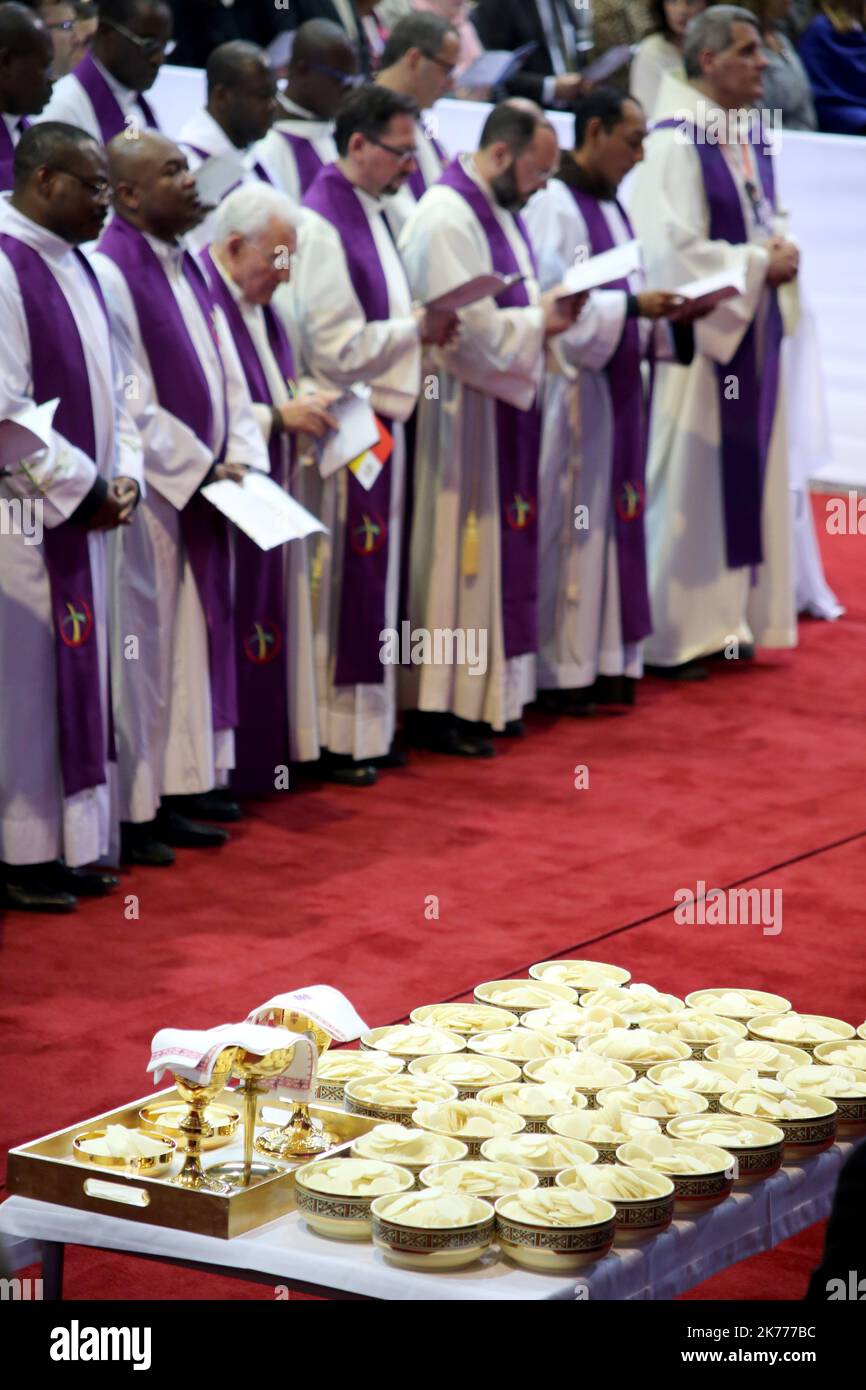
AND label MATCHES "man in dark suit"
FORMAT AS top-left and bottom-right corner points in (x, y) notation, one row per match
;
(279, 0), (386, 78)
(473, 0), (591, 106)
